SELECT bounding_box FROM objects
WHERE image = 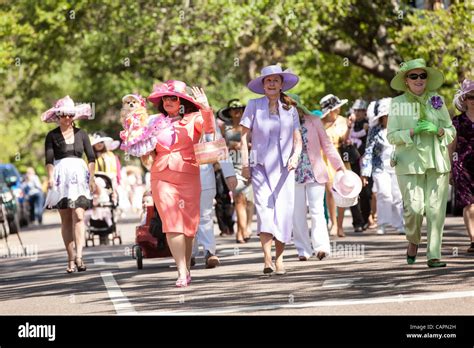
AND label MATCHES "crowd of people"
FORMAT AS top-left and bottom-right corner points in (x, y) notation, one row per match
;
(40, 58), (473, 286)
